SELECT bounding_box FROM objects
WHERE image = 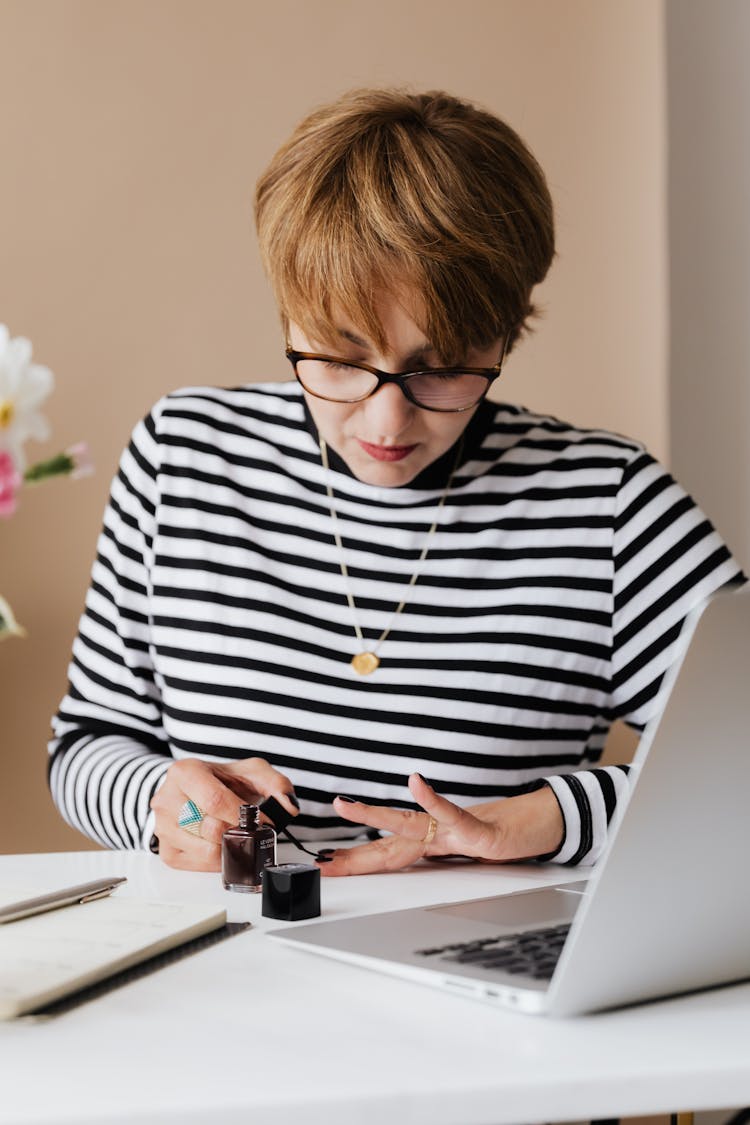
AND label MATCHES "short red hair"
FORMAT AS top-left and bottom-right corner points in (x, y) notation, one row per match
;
(255, 88), (555, 362)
